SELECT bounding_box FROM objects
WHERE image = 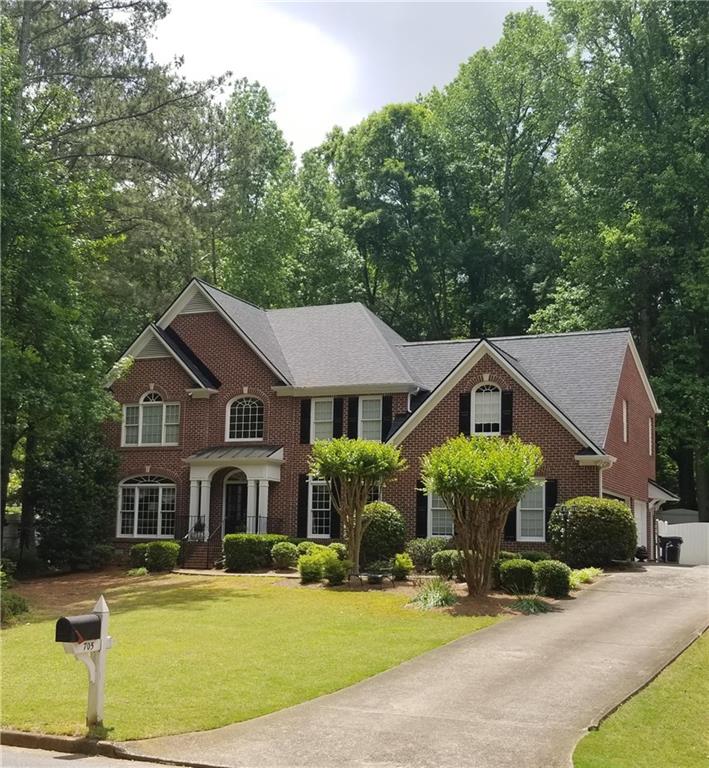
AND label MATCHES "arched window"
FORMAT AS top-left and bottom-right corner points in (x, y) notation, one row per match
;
(472, 384), (501, 435)
(226, 397), (264, 441)
(122, 392), (180, 446)
(117, 475), (176, 538)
